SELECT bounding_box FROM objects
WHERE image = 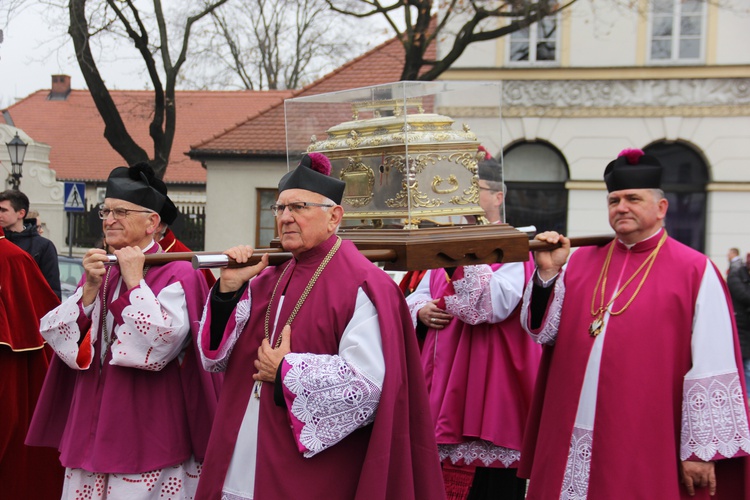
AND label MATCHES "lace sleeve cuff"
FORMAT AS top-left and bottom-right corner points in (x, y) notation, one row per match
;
(281, 352), (382, 458)
(444, 265), (494, 325)
(199, 287), (251, 372)
(39, 287), (91, 370)
(520, 269), (565, 345)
